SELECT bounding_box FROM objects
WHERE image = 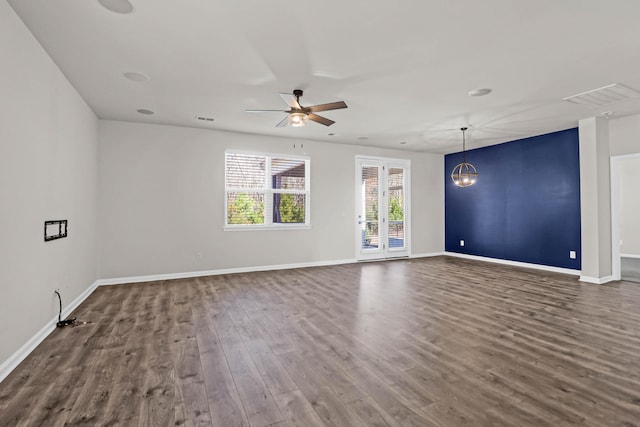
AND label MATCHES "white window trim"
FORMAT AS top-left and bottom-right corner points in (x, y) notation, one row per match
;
(224, 150), (311, 230)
